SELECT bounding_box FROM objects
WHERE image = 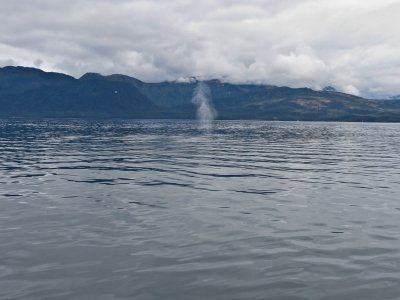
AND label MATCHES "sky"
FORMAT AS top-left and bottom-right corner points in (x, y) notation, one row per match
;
(1, 0), (400, 98)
